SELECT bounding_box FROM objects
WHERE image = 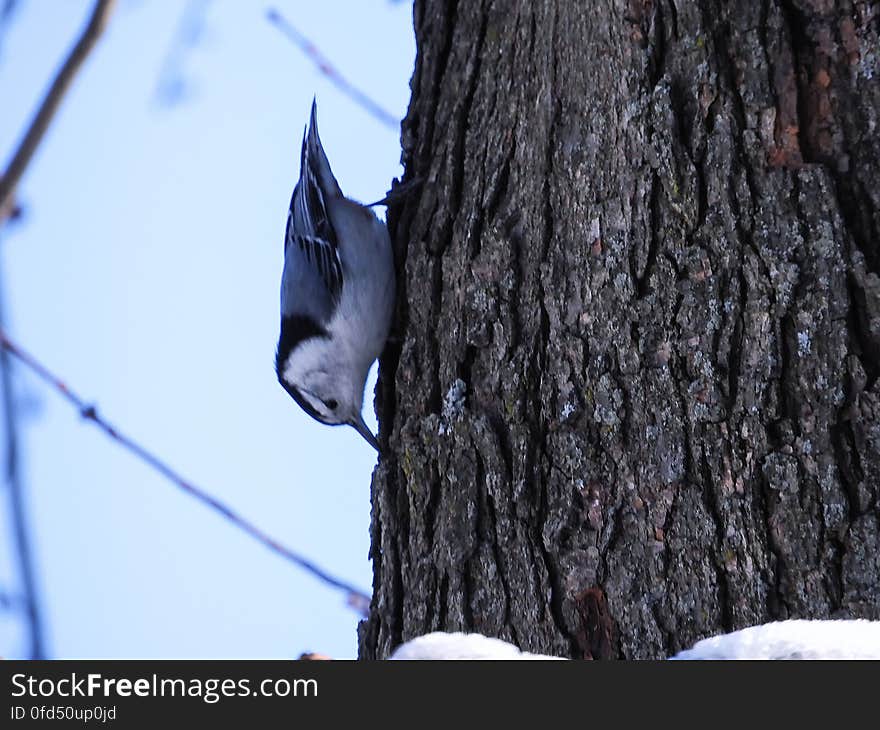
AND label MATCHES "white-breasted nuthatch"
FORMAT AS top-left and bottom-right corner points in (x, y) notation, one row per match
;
(275, 100), (395, 450)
